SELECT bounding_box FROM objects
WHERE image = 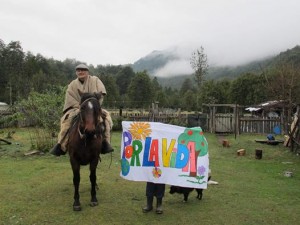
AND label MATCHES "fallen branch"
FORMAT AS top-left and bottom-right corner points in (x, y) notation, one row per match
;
(0, 138), (12, 145)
